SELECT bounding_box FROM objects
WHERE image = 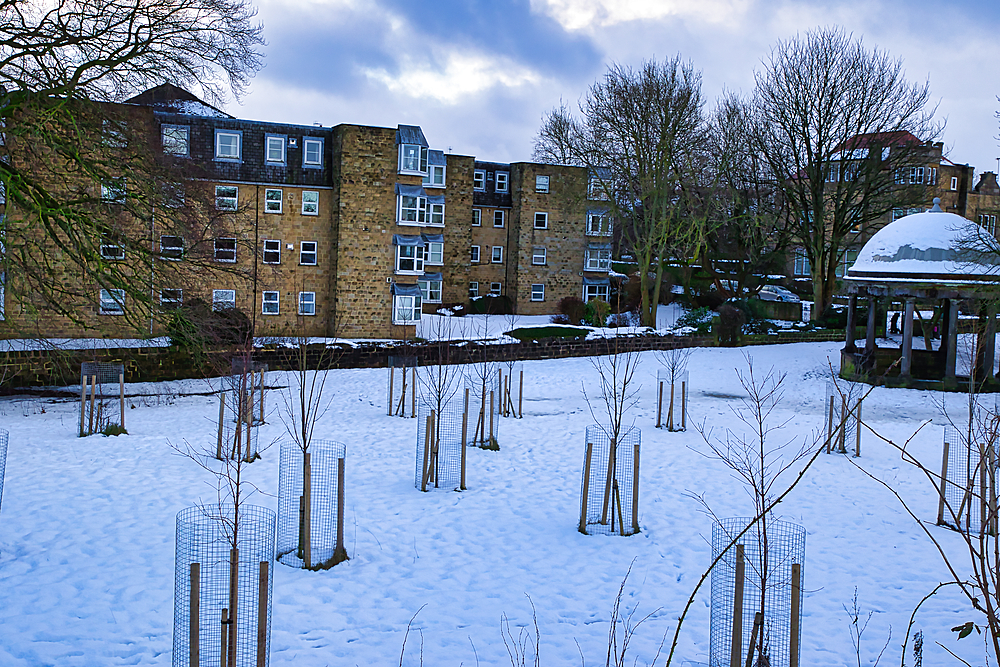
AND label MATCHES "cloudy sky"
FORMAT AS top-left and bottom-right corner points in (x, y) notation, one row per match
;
(232, 0), (1000, 181)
